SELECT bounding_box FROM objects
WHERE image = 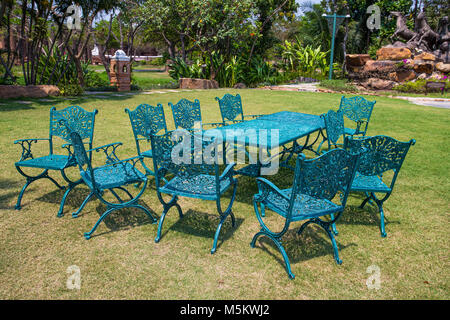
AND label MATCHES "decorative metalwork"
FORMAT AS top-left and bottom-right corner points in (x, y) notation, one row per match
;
(62, 121), (156, 234)
(14, 106), (97, 217)
(251, 149), (362, 279)
(215, 93), (262, 125)
(320, 109), (345, 152)
(51, 105), (97, 142)
(169, 98), (202, 131)
(338, 96), (376, 137)
(150, 130), (238, 254)
(125, 103), (168, 176)
(344, 135), (415, 237)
